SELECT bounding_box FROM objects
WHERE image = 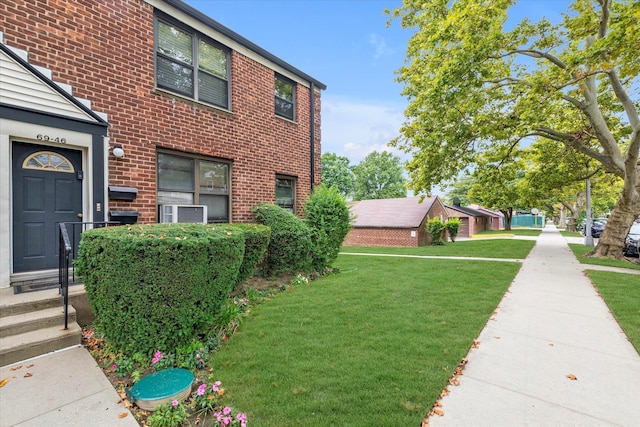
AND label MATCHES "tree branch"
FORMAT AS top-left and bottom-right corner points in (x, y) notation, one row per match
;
(607, 70), (640, 130)
(597, 0), (610, 38)
(529, 128), (623, 176)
